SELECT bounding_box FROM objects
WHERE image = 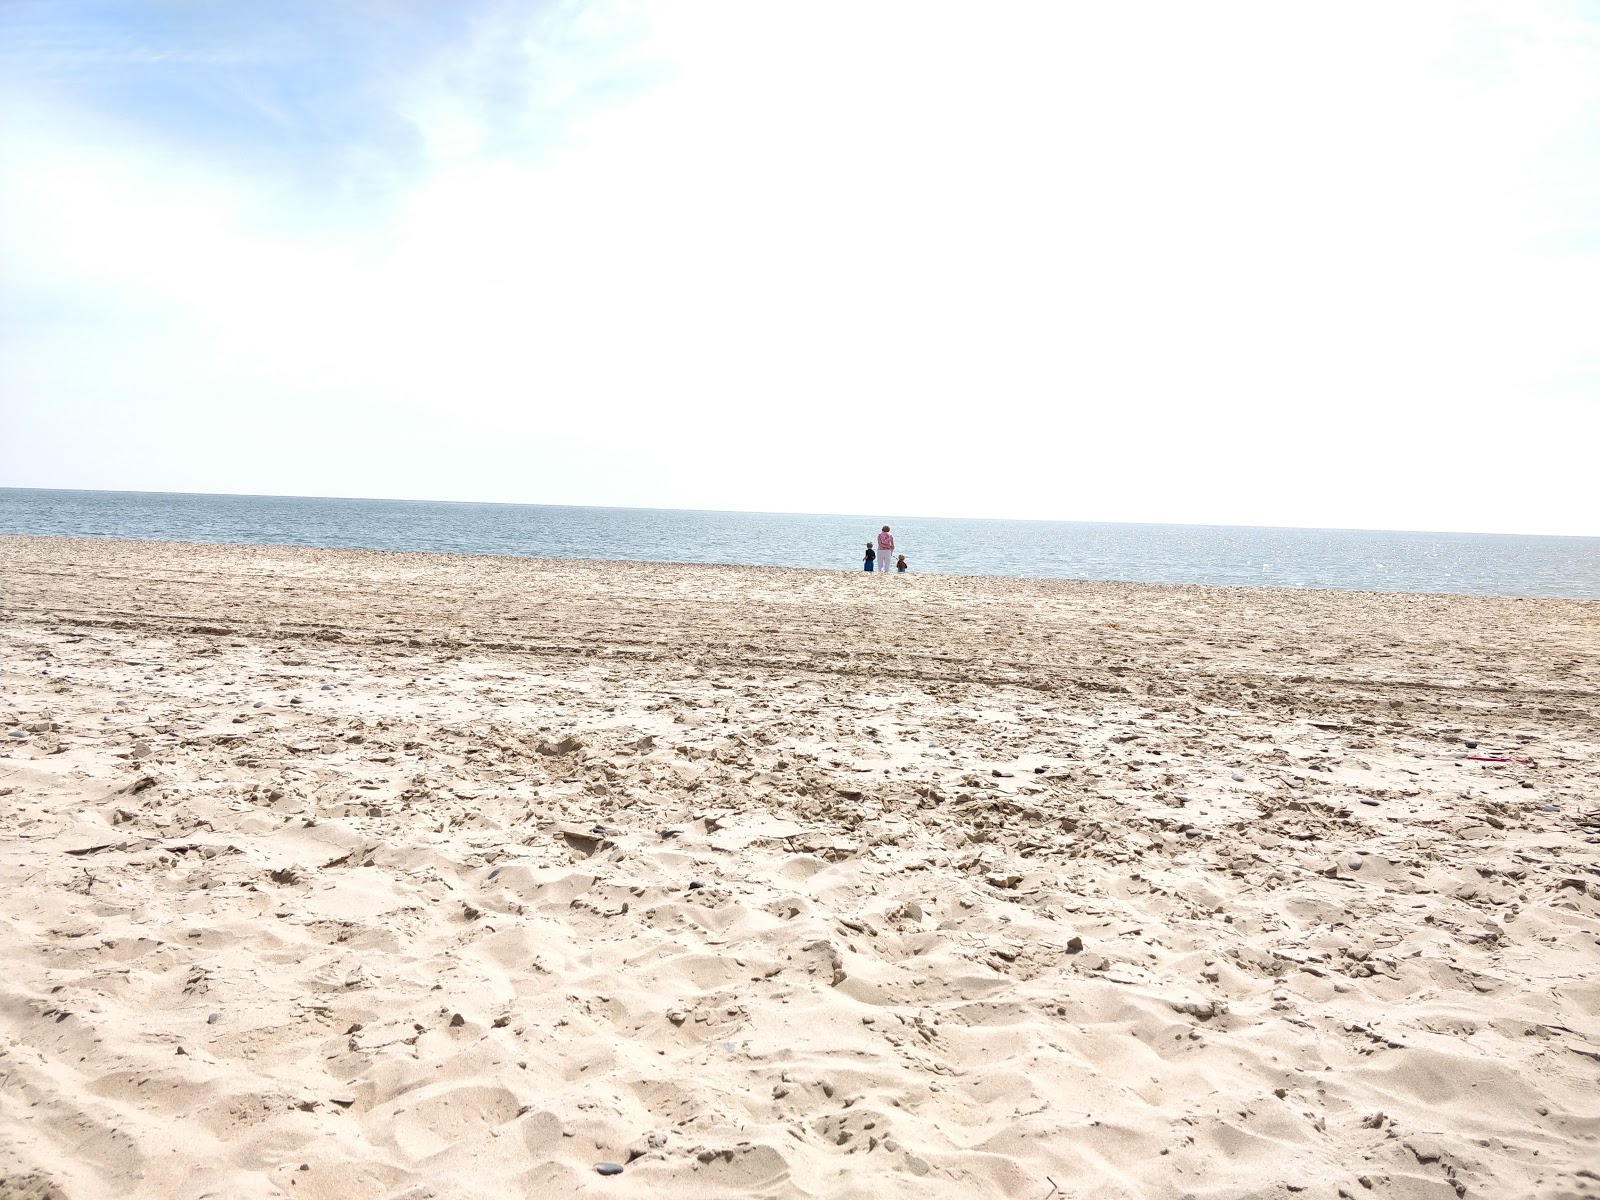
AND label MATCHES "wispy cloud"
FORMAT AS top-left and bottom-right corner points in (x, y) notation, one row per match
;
(2, 1), (1598, 532)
